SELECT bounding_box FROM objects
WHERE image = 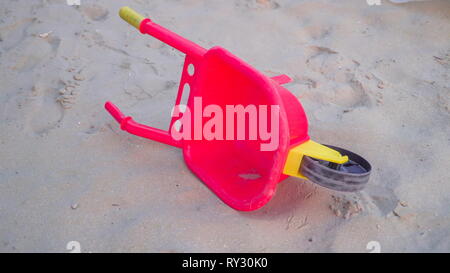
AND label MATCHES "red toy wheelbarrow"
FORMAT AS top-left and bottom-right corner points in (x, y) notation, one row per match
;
(105, 7), (371, 211)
